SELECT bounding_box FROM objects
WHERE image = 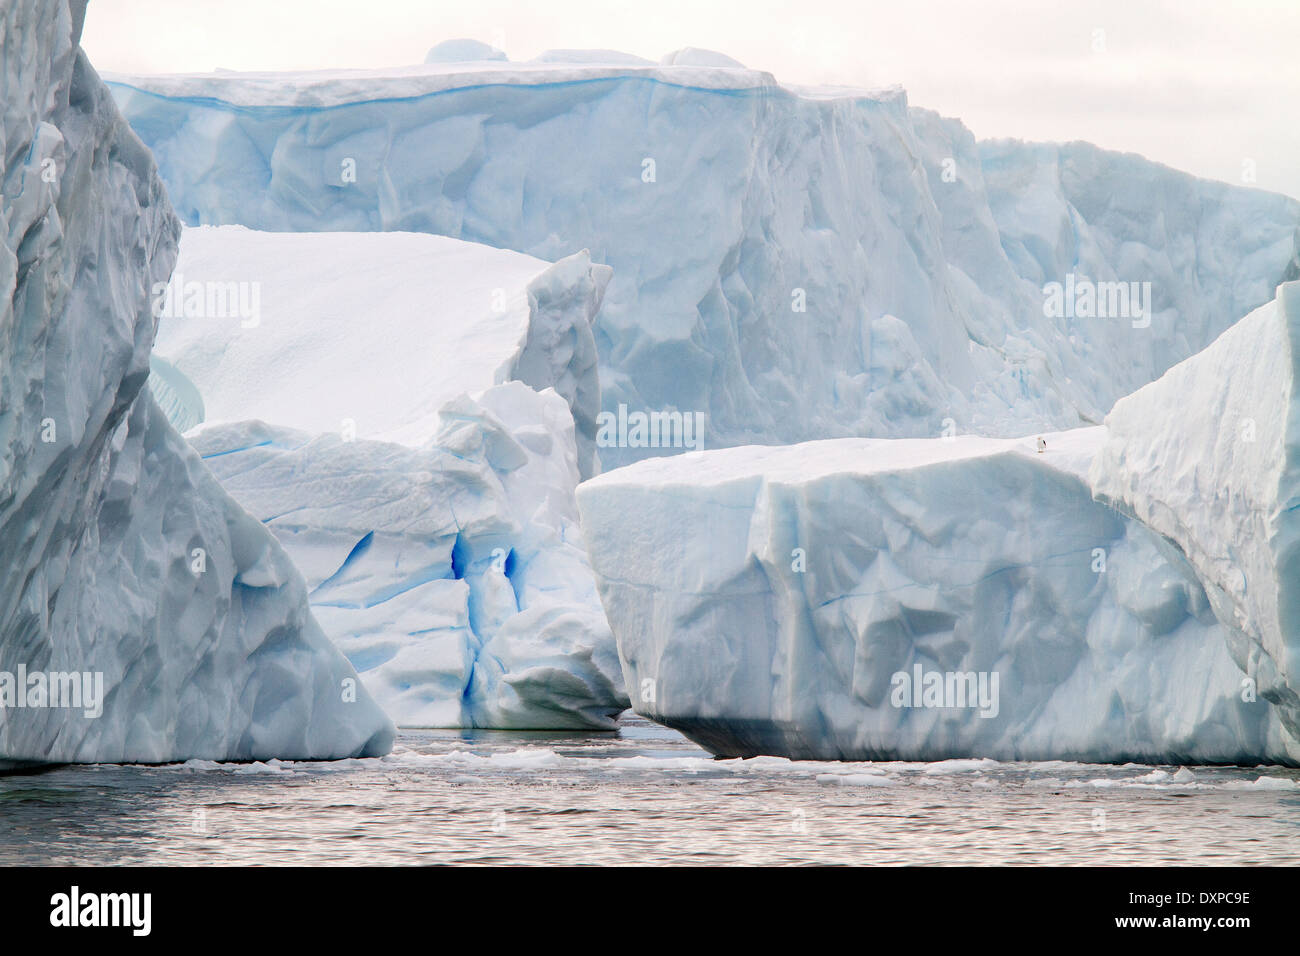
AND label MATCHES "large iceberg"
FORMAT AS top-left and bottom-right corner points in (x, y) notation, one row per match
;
(577, 429), (1298, 762)
(0, 0), (393, 762)
(105, 59), (1300, 467)
(1092, 281), (1300, 742)
(152, 227), (624, 728)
